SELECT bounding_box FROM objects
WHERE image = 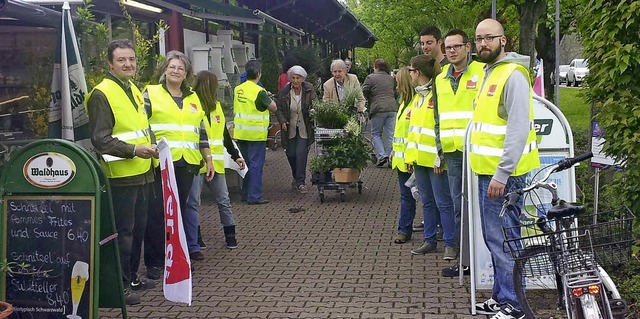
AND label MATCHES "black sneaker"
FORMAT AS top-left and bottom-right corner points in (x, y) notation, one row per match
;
(476, 298), (500, 315)
(490, 305), (525, 319)
(124, 288), (141, 305)
(198, 237), (207, 249)
(190, 251), (205, 261)
(412, 221), (424, 231)
(376, 157), (389, 167)
(226, 235), (238, 249)
(146, 266), (163, 280)
(130, 277), (156, 291)
(441, 265), (470, 277)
